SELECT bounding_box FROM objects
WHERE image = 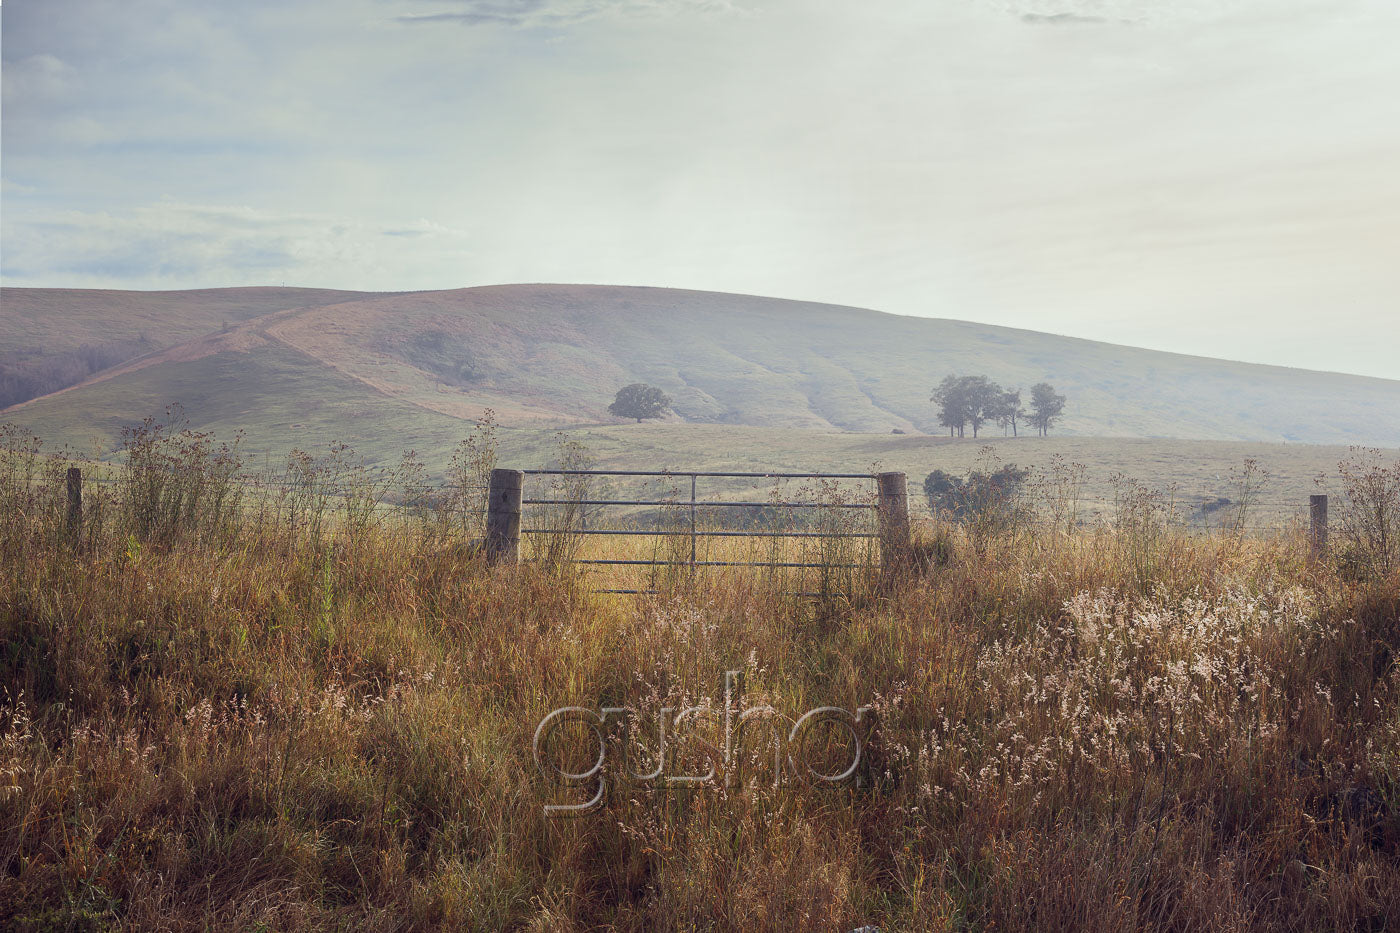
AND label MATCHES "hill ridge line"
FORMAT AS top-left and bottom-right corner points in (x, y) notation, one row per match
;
(10, 282), (1397, 384)
(6, 284), (1400, 446)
